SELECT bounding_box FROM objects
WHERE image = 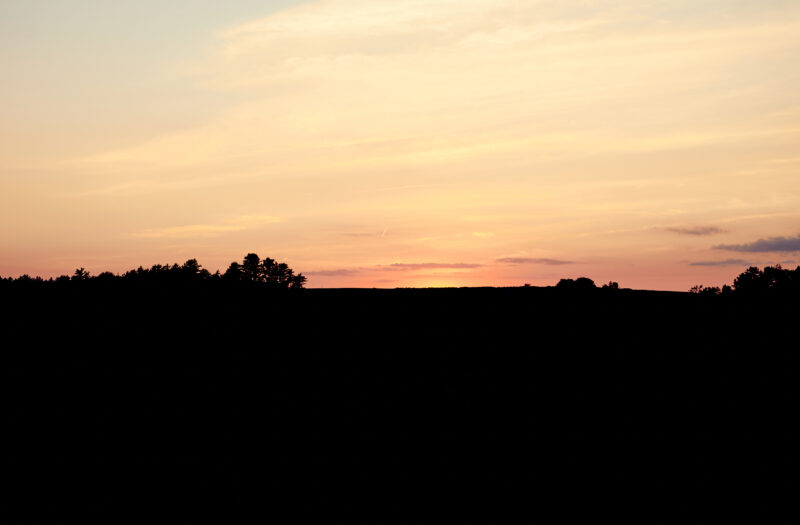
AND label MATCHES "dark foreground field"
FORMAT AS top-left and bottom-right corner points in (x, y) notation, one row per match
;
(2, 285), (797, 520)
